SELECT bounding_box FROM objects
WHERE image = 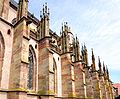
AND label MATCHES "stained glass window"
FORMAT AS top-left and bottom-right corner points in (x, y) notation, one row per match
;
(28, 49), (34, 89)
(53, 59), (57, 94)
